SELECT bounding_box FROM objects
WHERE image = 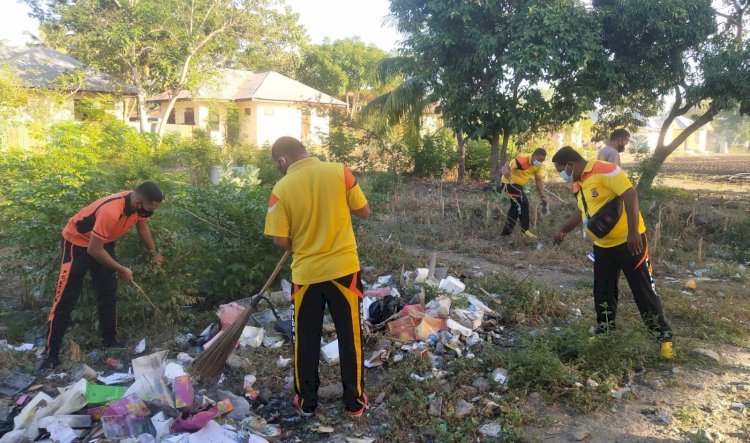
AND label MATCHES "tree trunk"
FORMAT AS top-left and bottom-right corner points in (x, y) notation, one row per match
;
(456, 131), (465, 184)
(499, 127), (511, 167)
(157, 93), (180, 140)
(637, 106), (719, 191)
(489, 133), (500, 183)
(131, 66), (148, 133)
